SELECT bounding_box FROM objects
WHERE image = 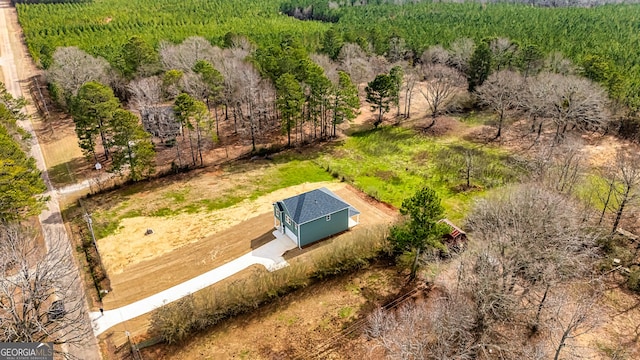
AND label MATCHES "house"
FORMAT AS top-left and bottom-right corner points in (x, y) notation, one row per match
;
(438, 218), (467, 251)
(273, 187), (360, 248)
(140, 105), (181, 140)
